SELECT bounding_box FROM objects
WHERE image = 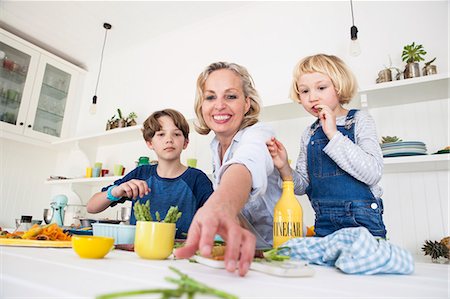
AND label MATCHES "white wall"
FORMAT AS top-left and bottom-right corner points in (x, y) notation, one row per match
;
(0, 139), (57, 226)
(75, 1), (448, 135)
